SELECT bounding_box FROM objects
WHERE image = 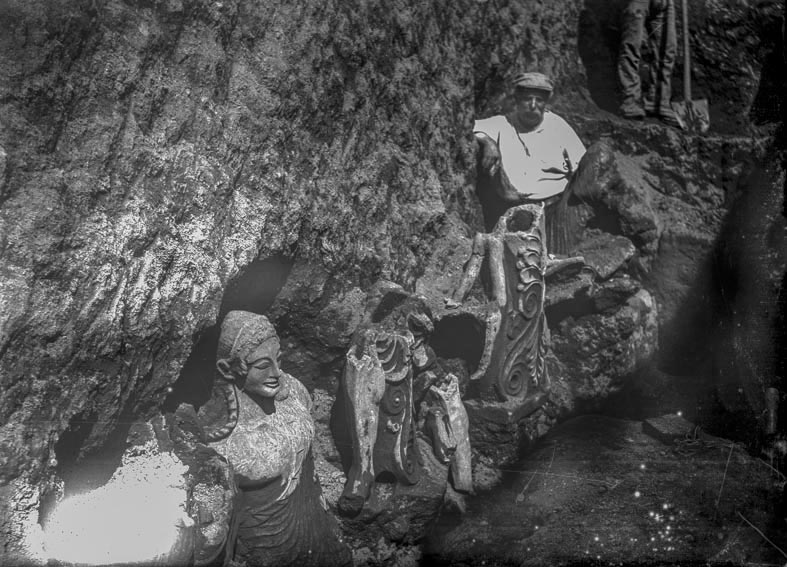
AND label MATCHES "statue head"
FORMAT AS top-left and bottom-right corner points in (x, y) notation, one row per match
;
(216, 310), (287, 400)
